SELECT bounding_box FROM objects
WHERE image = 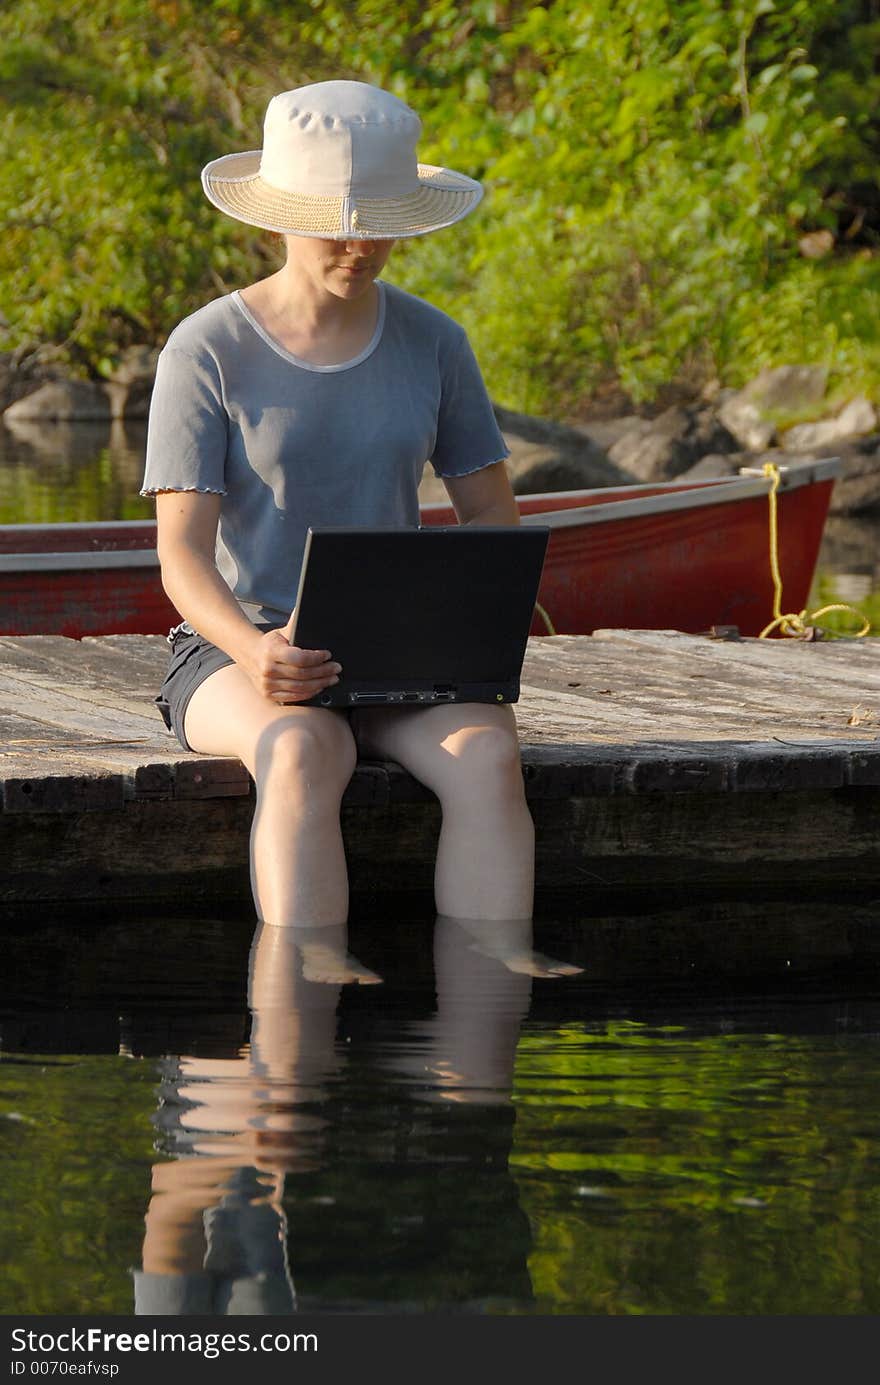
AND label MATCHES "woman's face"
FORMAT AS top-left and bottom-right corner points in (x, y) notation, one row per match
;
(285, 234), (396, 300)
